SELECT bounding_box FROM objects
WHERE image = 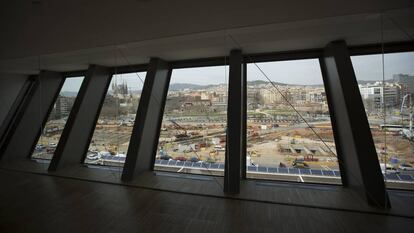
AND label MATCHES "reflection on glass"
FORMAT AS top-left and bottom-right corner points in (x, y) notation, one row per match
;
(32, 76), (84, 160)
(352, 52), (414, 189)
(85, 72), (146, 166)
(154, 66), (228, 176)
(246, 59), (340, 184)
